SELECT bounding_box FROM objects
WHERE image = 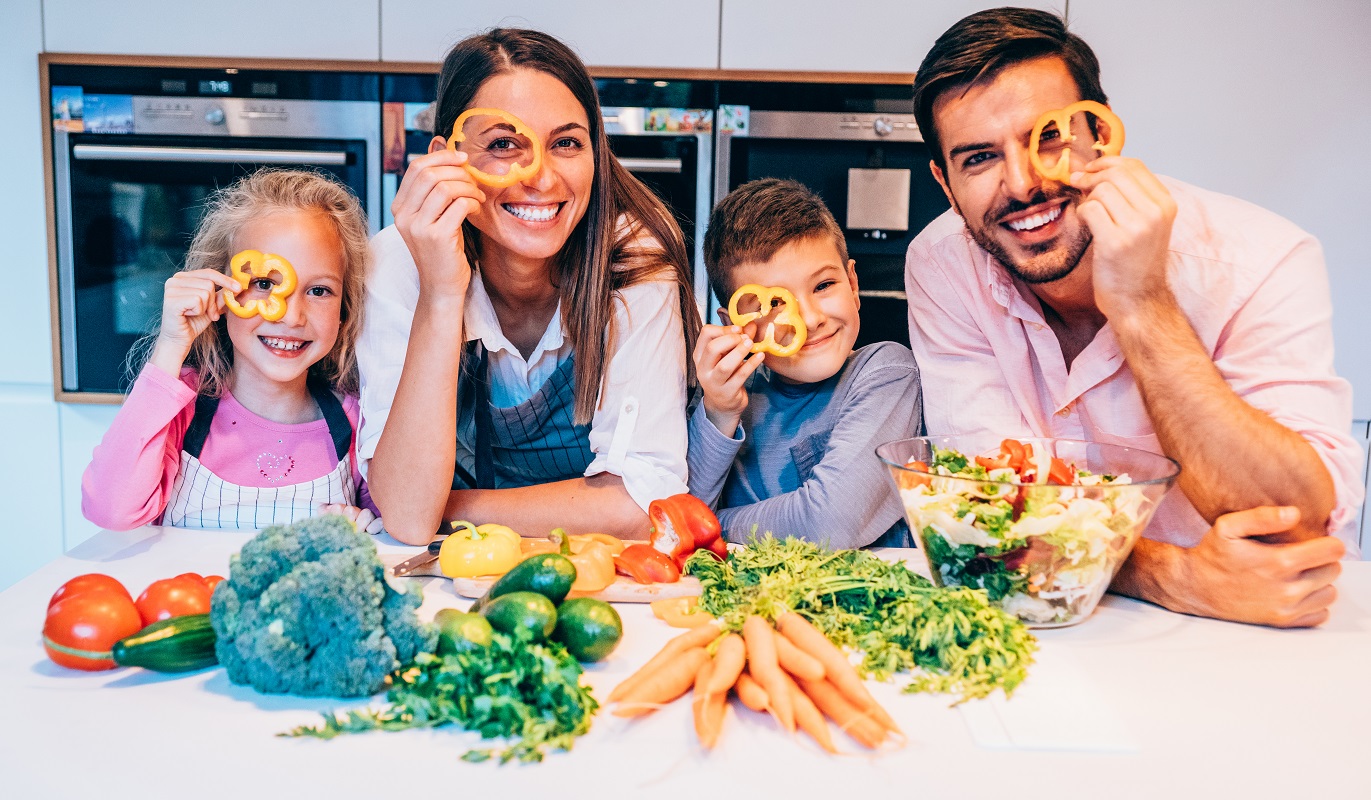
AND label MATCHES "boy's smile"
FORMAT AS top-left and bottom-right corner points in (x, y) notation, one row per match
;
(727, 235), (861, 385)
